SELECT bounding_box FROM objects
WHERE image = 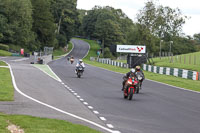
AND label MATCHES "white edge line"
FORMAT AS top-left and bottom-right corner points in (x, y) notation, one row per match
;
(10, 58), (29, 62)
(47, 65), (62, 82)
(6, 62), (116, 133)
(32, 65), (61, 82)
(0, 66), (9, 68)
(86, 63), (200, 94)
